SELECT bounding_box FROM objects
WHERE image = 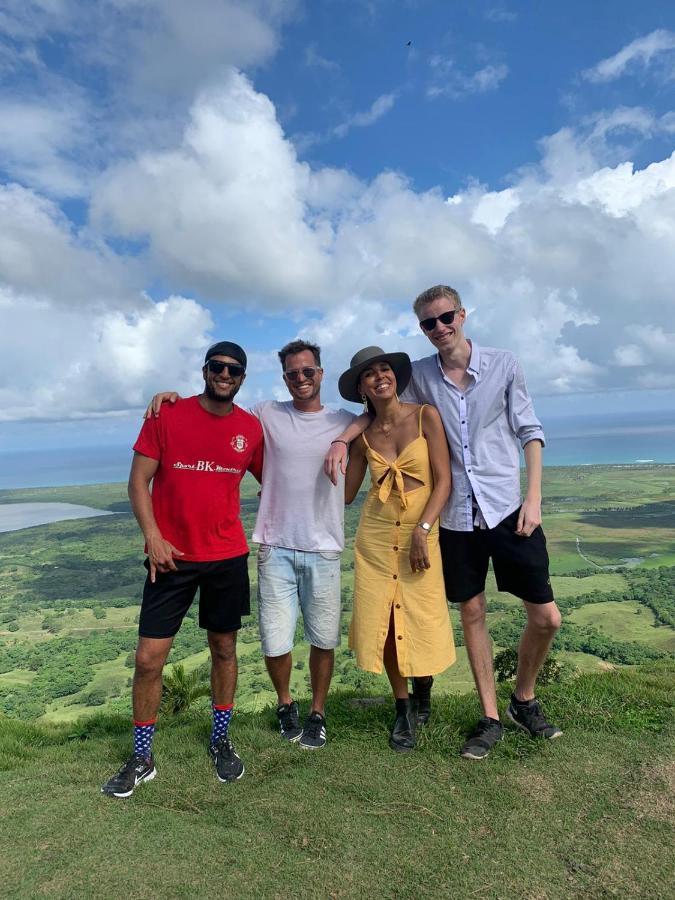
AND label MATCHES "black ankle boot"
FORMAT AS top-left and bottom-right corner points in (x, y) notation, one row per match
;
(389, 698), (417, 752)
(411, 676), (433, 726)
